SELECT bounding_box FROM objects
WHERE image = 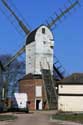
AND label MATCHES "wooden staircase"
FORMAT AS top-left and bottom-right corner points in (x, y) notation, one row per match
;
(40, 62), (57, 109)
